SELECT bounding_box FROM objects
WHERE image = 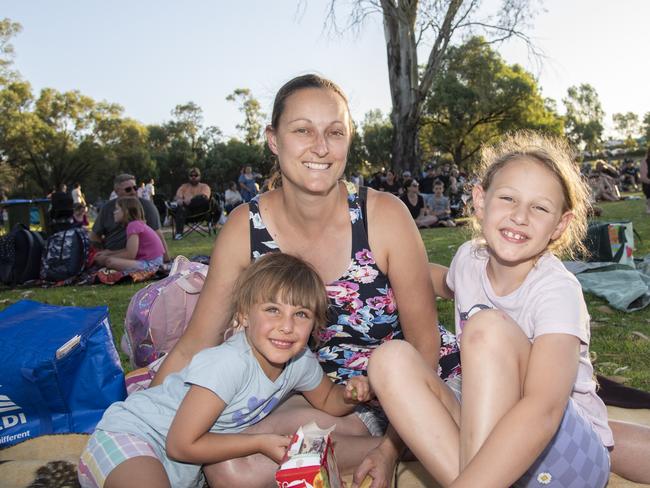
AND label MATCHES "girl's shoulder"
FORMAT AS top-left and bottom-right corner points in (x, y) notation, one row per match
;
(533, 253), (581, 290)
(126, 219), (147, 232)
